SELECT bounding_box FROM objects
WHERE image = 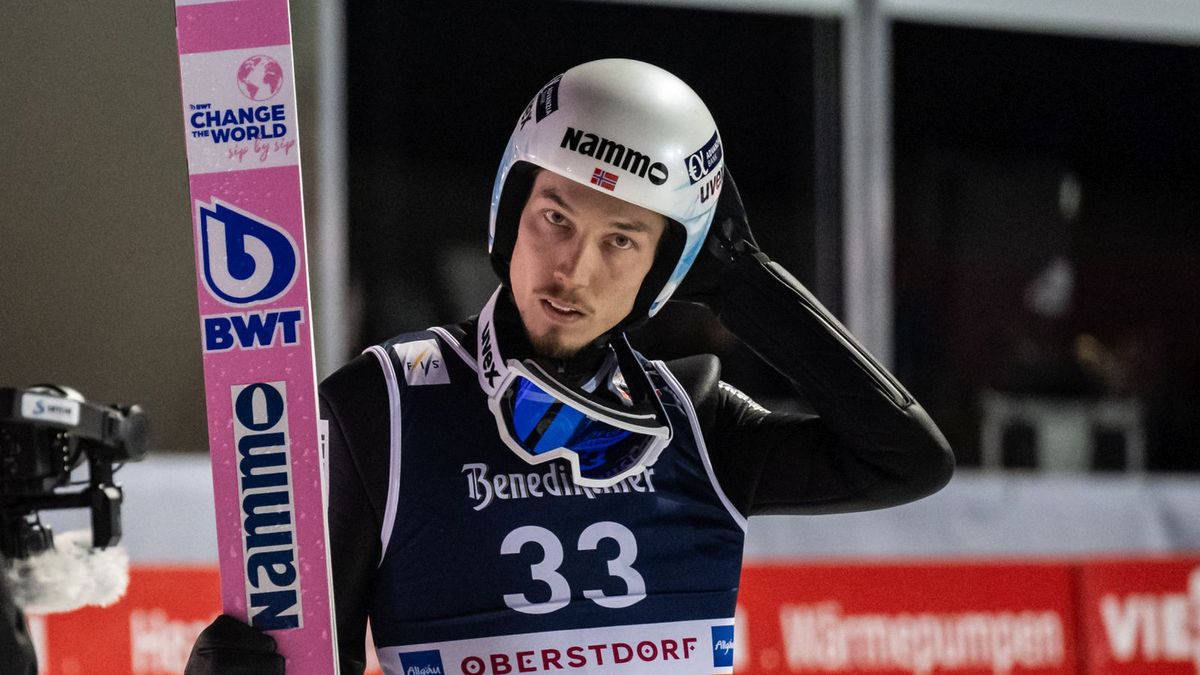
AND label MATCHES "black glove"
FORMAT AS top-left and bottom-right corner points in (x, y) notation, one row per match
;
(671, 165), (759, 313)
(0, 571), (37, 675)
(185, 614), (285, 675)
